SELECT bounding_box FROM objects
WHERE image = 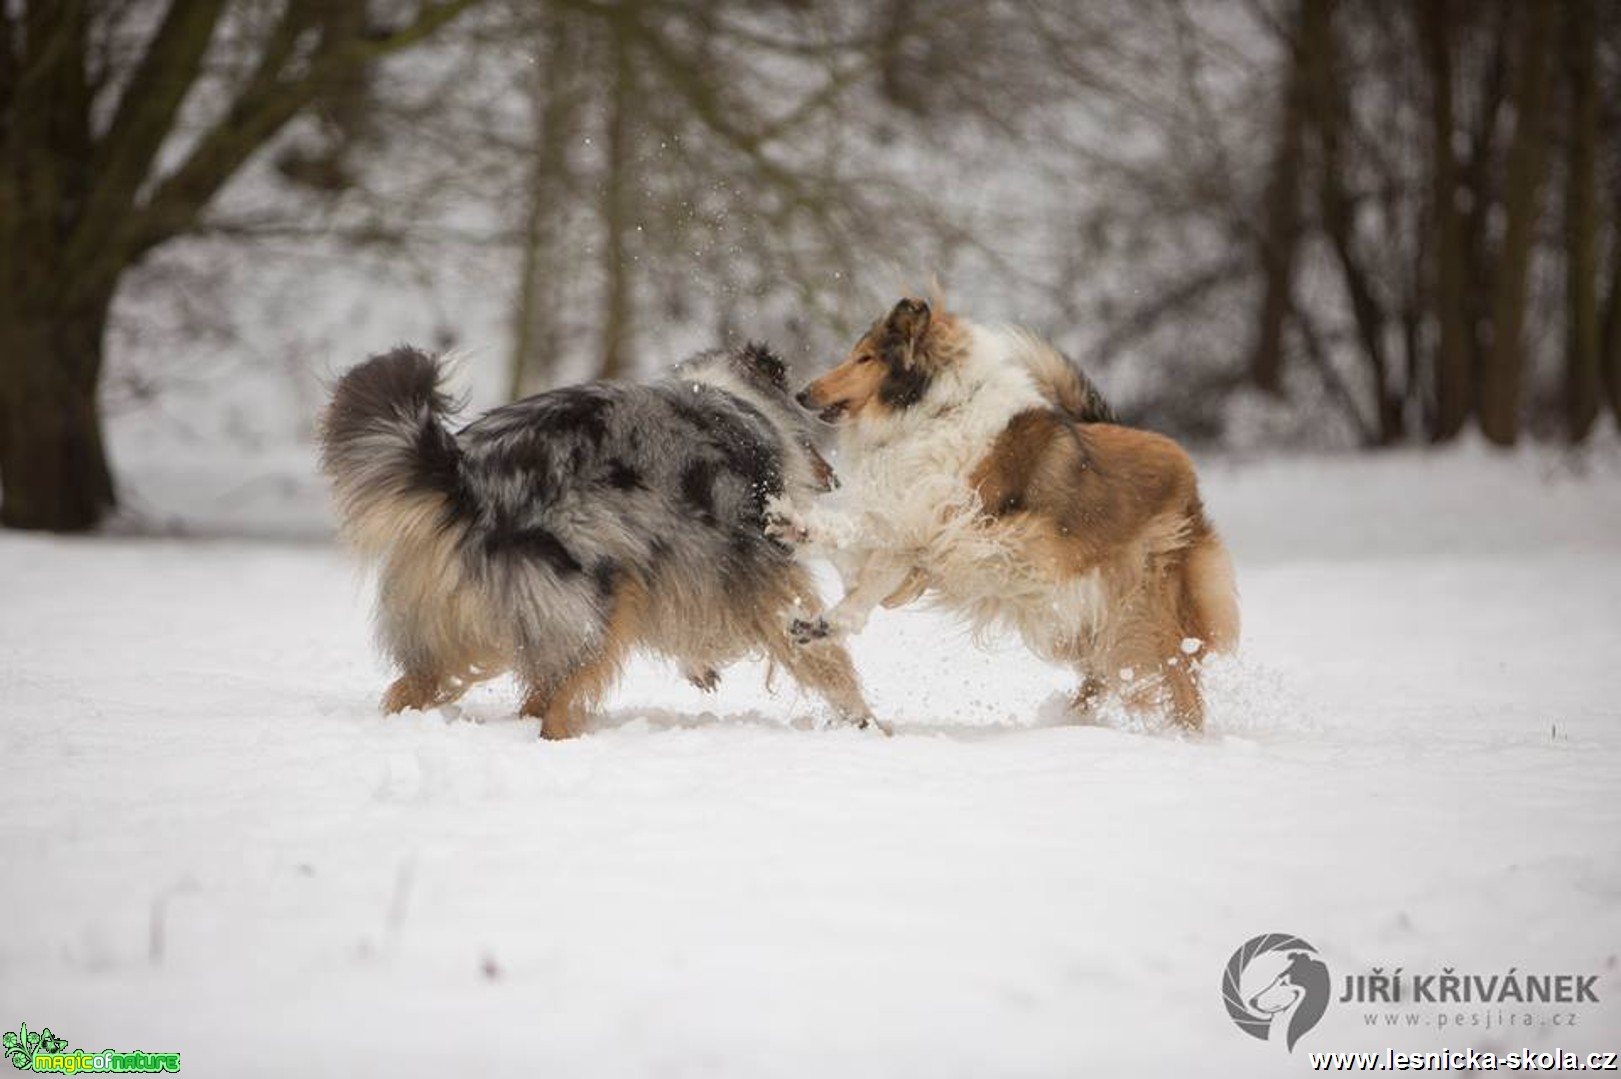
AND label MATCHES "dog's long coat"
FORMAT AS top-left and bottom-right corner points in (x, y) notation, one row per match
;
(321, 344), (871, 738)
(792, 299), (1238, 728)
